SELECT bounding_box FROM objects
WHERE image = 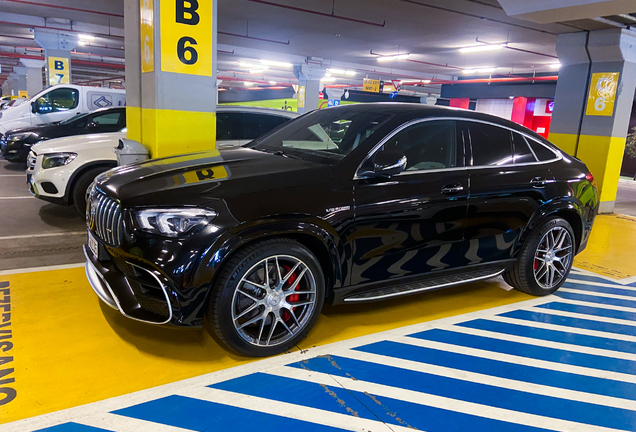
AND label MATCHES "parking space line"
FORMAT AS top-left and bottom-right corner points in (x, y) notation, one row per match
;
(0, 175), (26, 177)
(0, 263), (84, 276)
(0, 196), (33, 199)
(0, 232), (86, 241)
